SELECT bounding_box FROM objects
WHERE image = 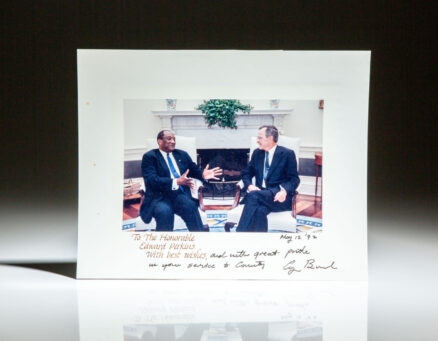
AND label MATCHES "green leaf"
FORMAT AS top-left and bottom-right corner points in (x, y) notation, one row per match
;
(195, 99), (252, 129)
